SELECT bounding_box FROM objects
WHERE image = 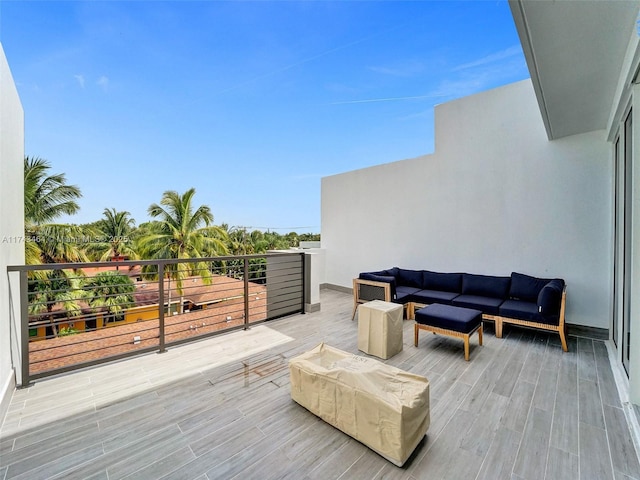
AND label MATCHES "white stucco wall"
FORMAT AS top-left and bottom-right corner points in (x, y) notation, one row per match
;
(0, 43), (24, 415)
(322, 79), (611, 329)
